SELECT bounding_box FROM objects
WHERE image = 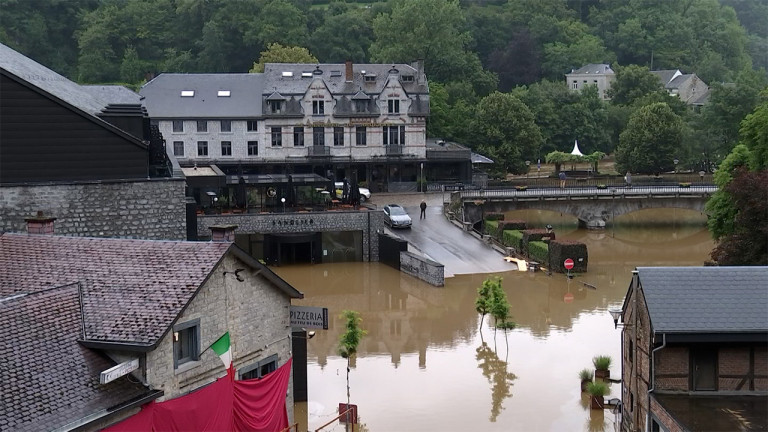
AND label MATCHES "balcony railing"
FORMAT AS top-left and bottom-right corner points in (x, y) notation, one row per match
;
(308, 146), (330, 157)
(385, 145), (403, 156)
